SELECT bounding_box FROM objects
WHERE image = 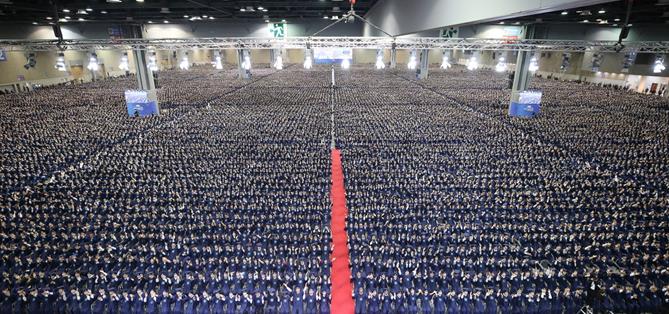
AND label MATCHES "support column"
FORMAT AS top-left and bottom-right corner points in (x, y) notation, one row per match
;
(390, 43), (397, 69)
(237, 49), (252, 79)
(509, 25), (537, 117)
(417, 49), (429, 80)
